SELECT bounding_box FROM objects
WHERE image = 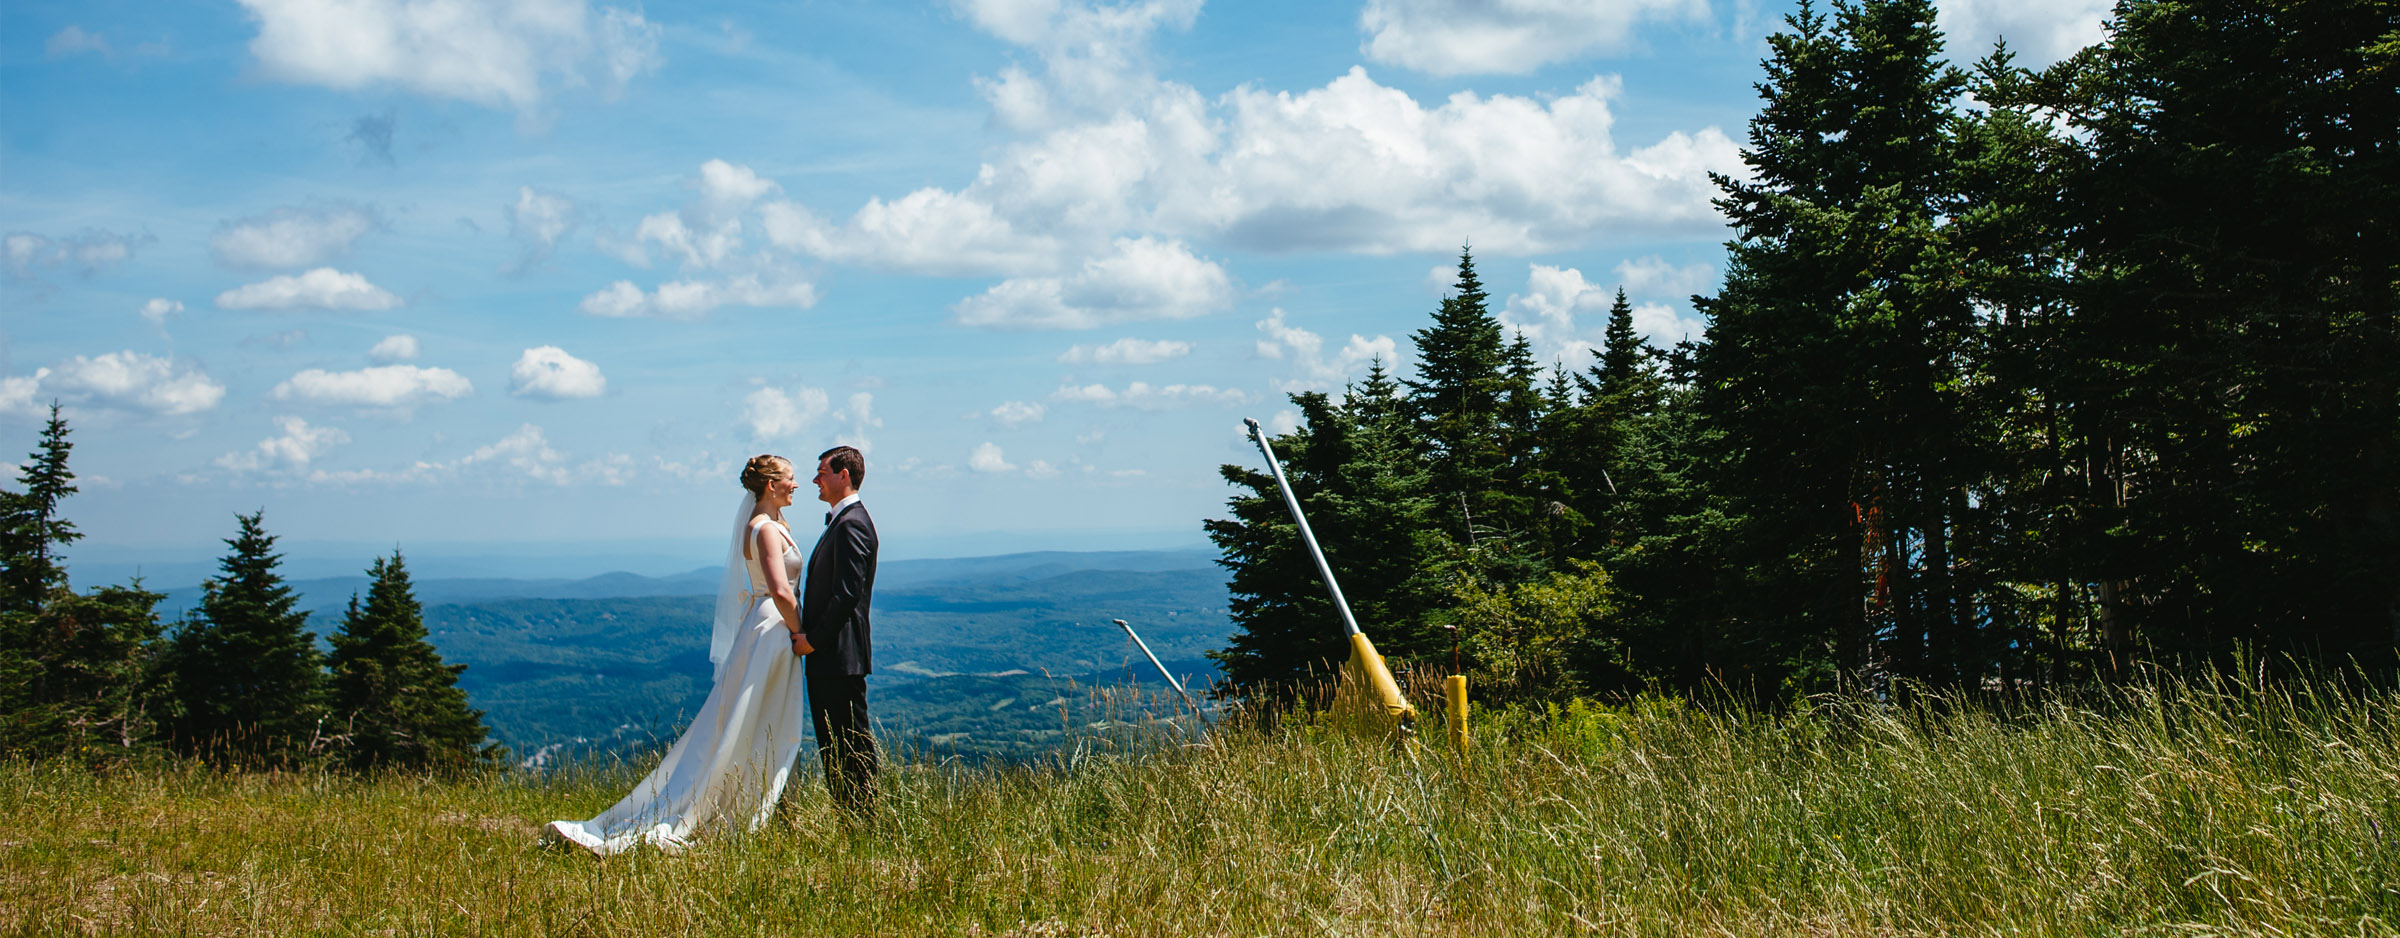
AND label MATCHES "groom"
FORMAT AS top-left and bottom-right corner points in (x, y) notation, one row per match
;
(792, 444), (878, 817)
